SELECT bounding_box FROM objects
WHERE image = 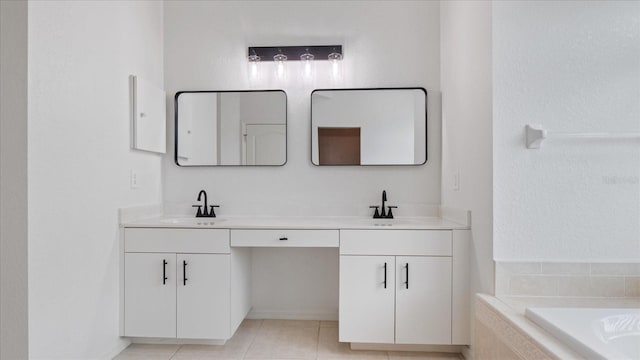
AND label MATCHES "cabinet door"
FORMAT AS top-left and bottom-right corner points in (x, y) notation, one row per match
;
(177, 254), (230, 339)
(124, 253), (176, 338)
(339, 256), (395, 343)
(395, 256), (452, 344)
